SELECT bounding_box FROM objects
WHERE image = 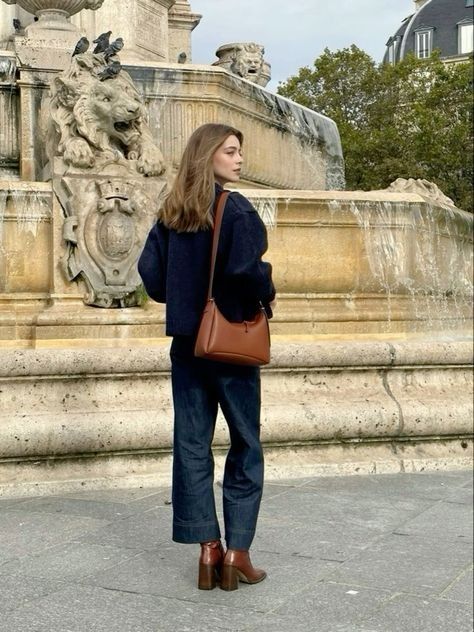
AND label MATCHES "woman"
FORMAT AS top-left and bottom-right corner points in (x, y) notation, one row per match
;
(138, 123), (275, 591)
